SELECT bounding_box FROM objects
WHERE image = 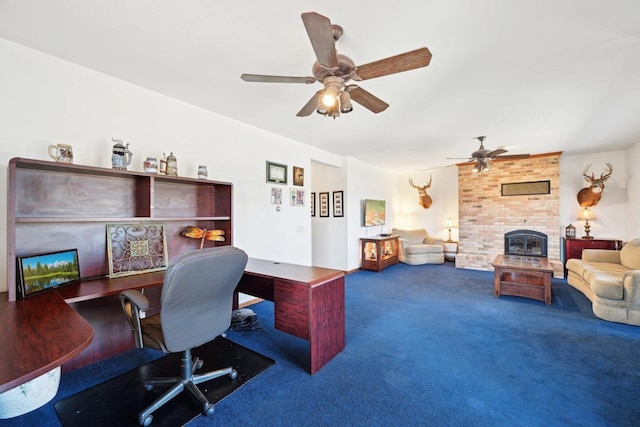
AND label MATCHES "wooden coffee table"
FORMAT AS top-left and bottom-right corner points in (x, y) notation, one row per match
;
(492, 254), (553, 305)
